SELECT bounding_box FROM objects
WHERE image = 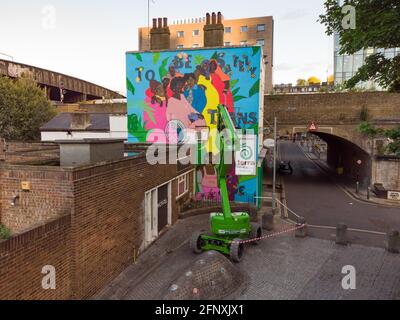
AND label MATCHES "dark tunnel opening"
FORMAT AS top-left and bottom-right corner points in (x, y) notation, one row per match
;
(310, 132), (372, 188)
